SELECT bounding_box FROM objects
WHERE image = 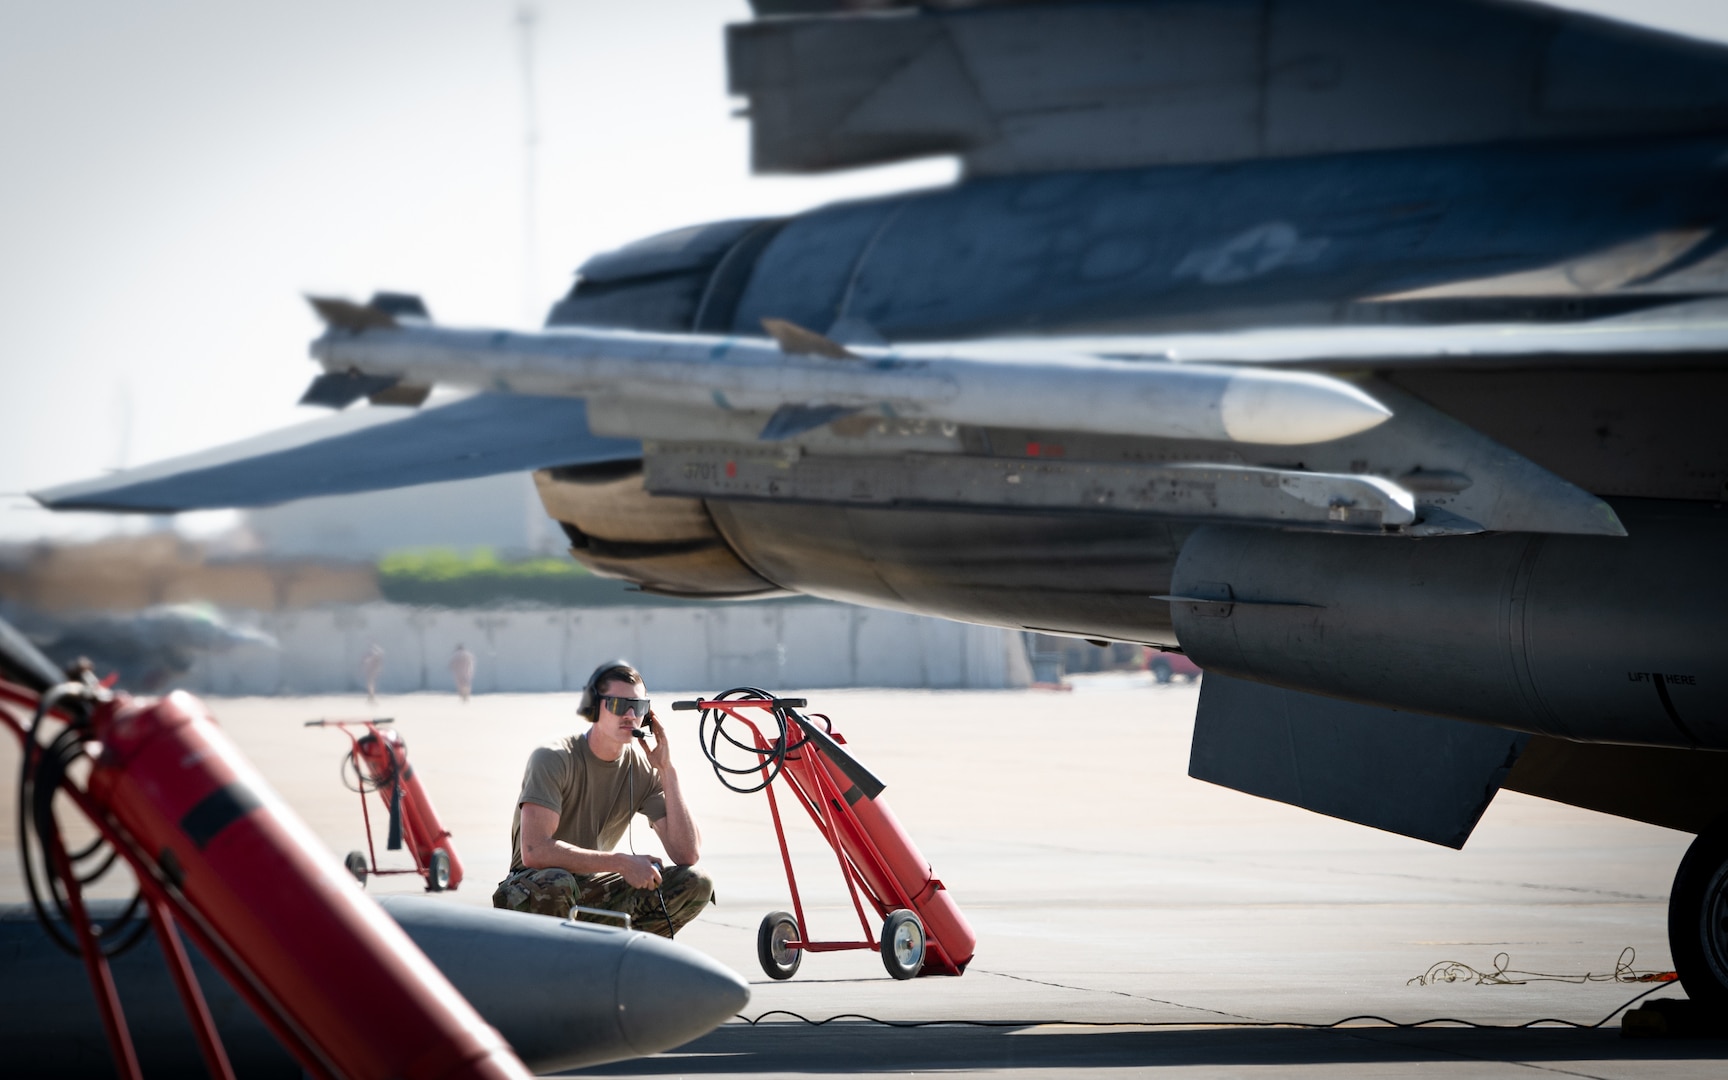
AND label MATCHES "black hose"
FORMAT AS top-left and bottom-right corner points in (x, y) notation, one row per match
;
(17, 683), (151, 958)
(695, 687), (822, 795)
